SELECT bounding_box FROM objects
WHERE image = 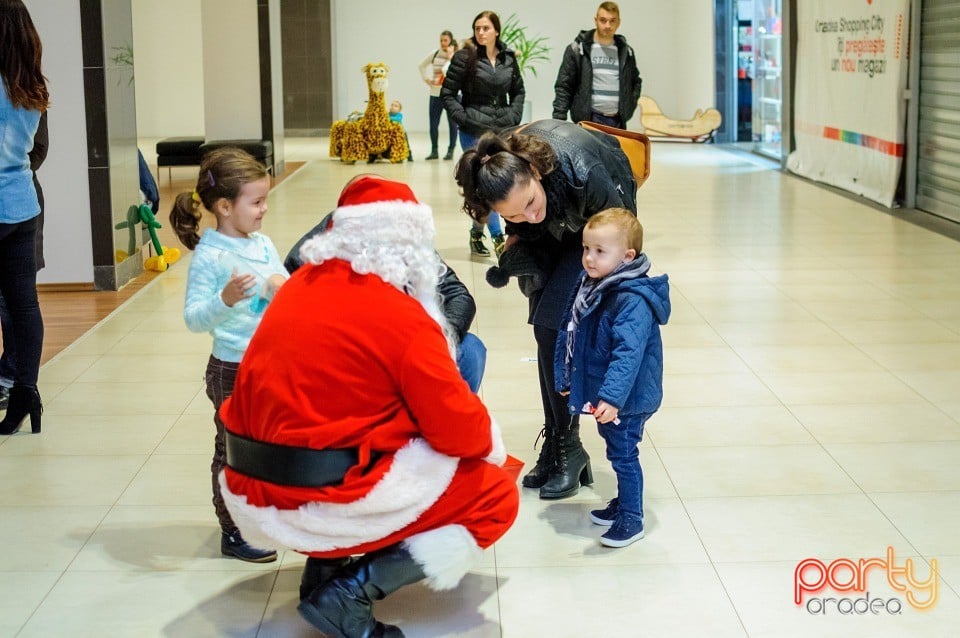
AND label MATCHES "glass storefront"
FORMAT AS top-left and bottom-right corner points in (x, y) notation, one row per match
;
(729, 0), (784, 158)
